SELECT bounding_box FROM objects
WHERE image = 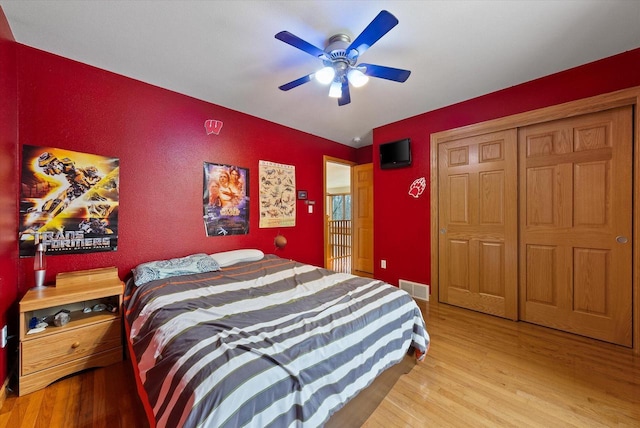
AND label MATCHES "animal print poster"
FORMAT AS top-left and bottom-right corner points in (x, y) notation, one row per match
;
(259, 160), (296, 228)
(19, 145), (119, 256)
